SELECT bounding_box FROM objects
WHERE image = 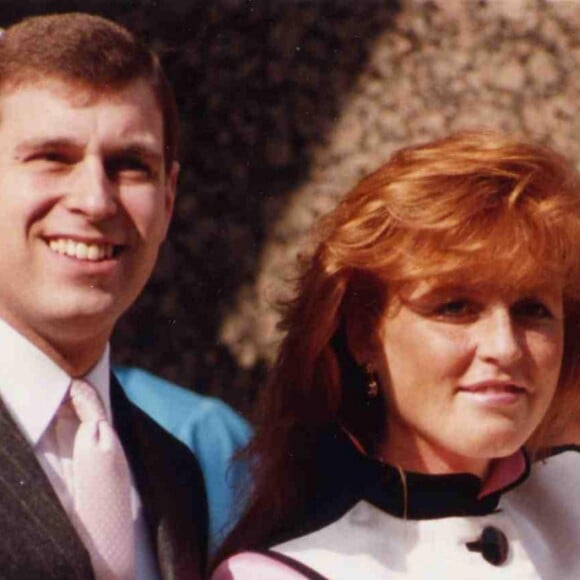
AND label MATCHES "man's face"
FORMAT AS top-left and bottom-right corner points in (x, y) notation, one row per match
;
(0, 79), (176, 362)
